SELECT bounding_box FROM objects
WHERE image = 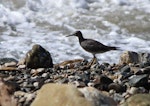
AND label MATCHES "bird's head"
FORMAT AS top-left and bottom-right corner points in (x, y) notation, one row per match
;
(66, 31), (82, 37)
